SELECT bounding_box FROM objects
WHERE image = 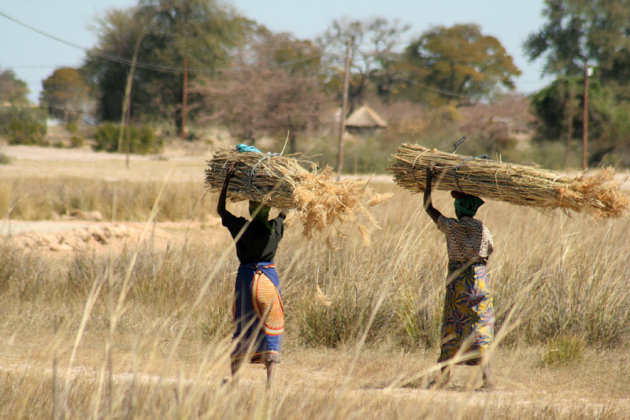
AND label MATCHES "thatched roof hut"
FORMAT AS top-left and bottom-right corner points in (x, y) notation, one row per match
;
(345, 105), (387, 133)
